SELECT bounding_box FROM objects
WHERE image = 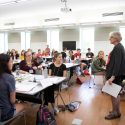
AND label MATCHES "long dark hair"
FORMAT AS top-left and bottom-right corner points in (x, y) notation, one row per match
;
(0, 54), (12, 76)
